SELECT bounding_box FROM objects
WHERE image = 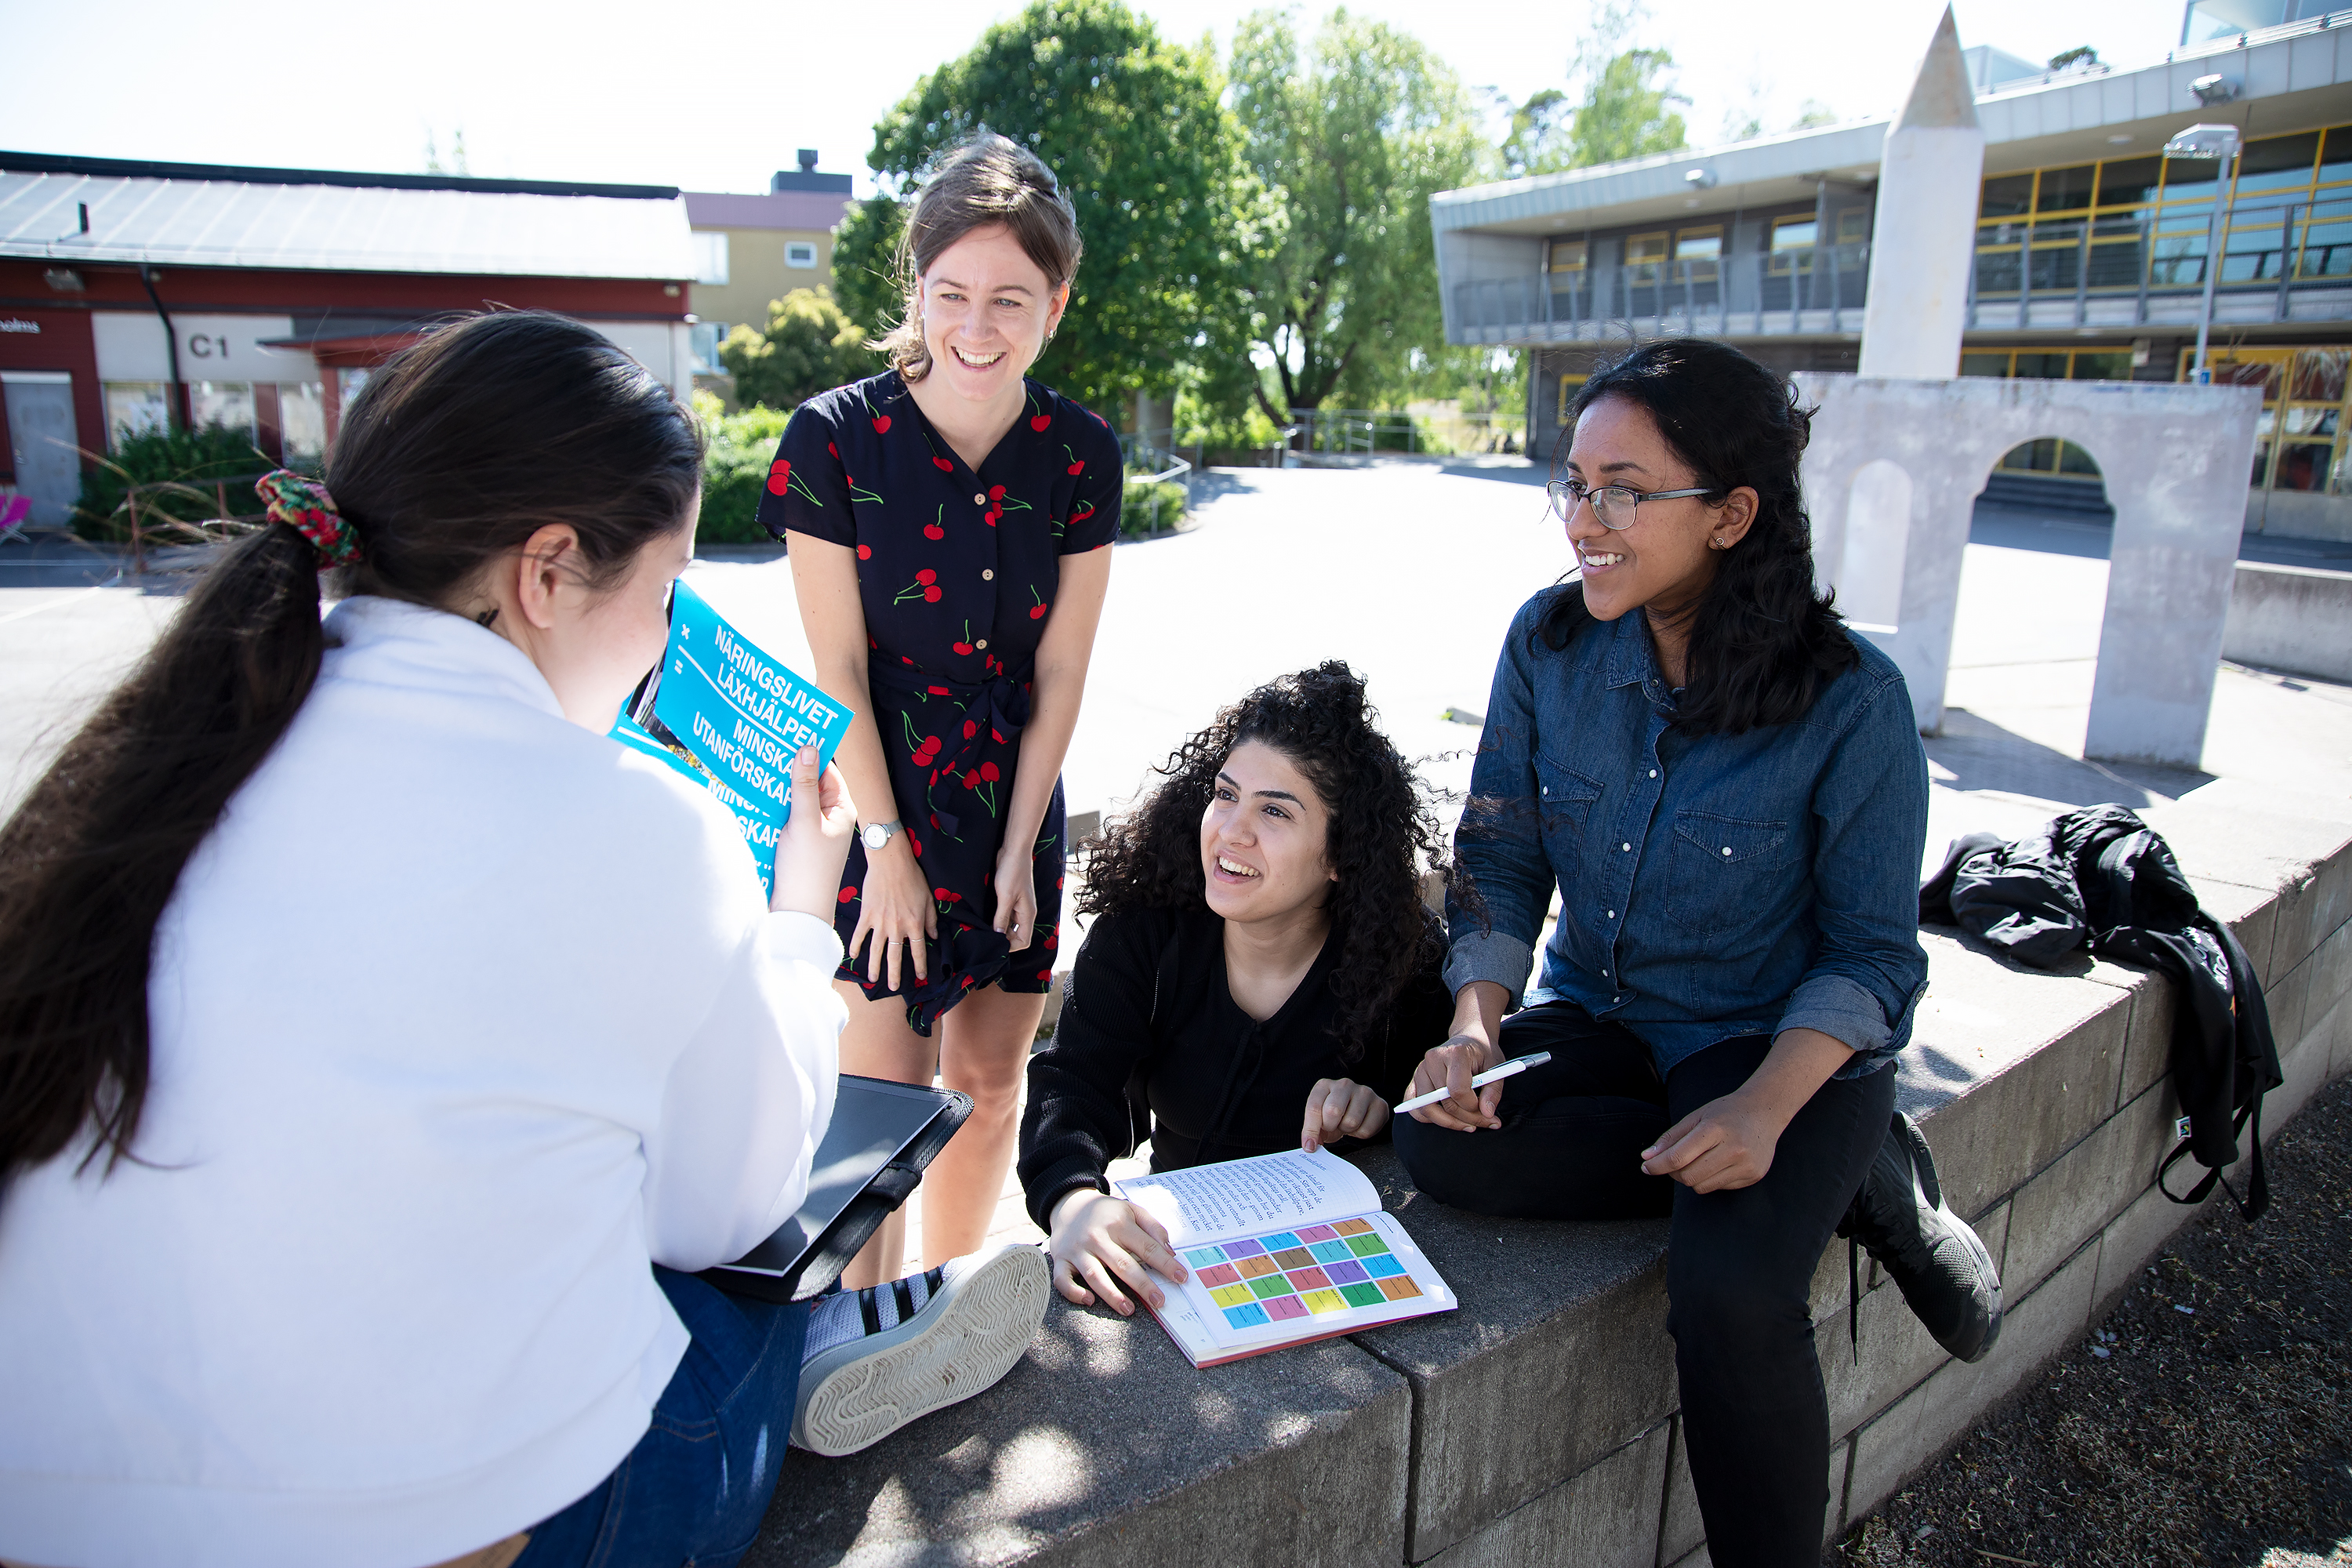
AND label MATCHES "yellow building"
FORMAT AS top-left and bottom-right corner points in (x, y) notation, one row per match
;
(684, 151), (854, 390)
